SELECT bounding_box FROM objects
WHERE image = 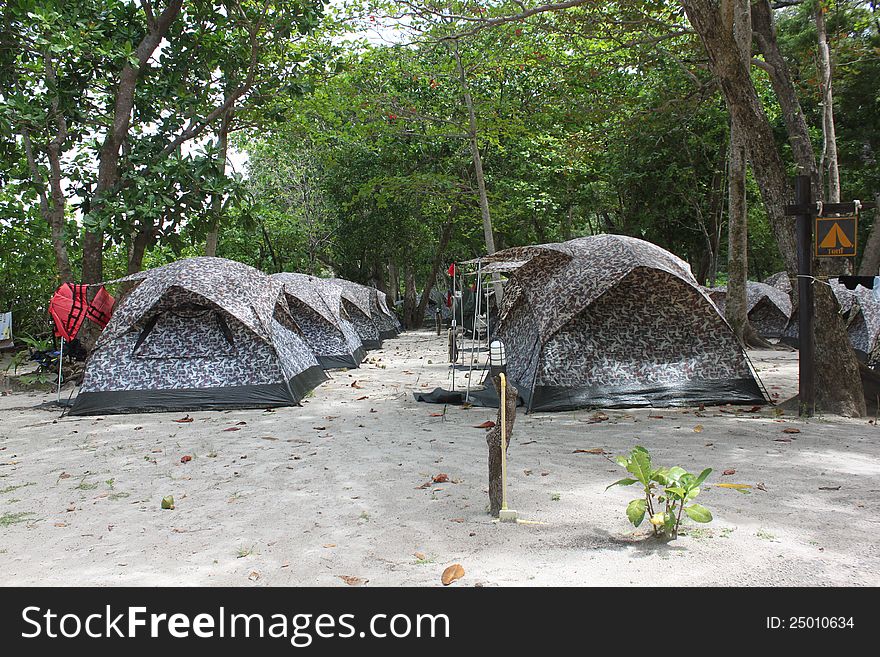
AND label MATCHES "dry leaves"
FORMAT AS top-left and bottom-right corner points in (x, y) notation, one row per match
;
(573, 448), (607, 455)
(339, 575), (367, 586)
(782, 428), (801, 434)
(722, 469), (736, 476)
(693, 424), (704, 433)
(584, 412), (609, 424)
(432, 473), (449, 483)
(351, 381), (363, 389)
(223, 427), (241, 432)
(473, 420), (496, 429)
(441, 564), (465, 586)
(174, 415), (194, 423)
(180, 455), (192, 463)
